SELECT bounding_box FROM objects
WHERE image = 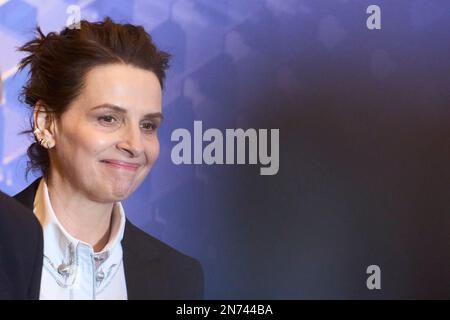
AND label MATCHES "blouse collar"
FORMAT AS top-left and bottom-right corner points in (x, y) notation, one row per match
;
(33, 178), (126, 289)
